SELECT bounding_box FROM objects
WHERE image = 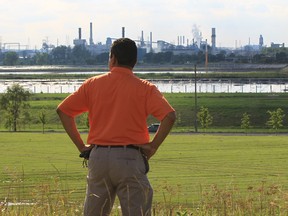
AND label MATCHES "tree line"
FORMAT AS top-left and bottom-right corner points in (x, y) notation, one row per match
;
(1, 45), (288, 66)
